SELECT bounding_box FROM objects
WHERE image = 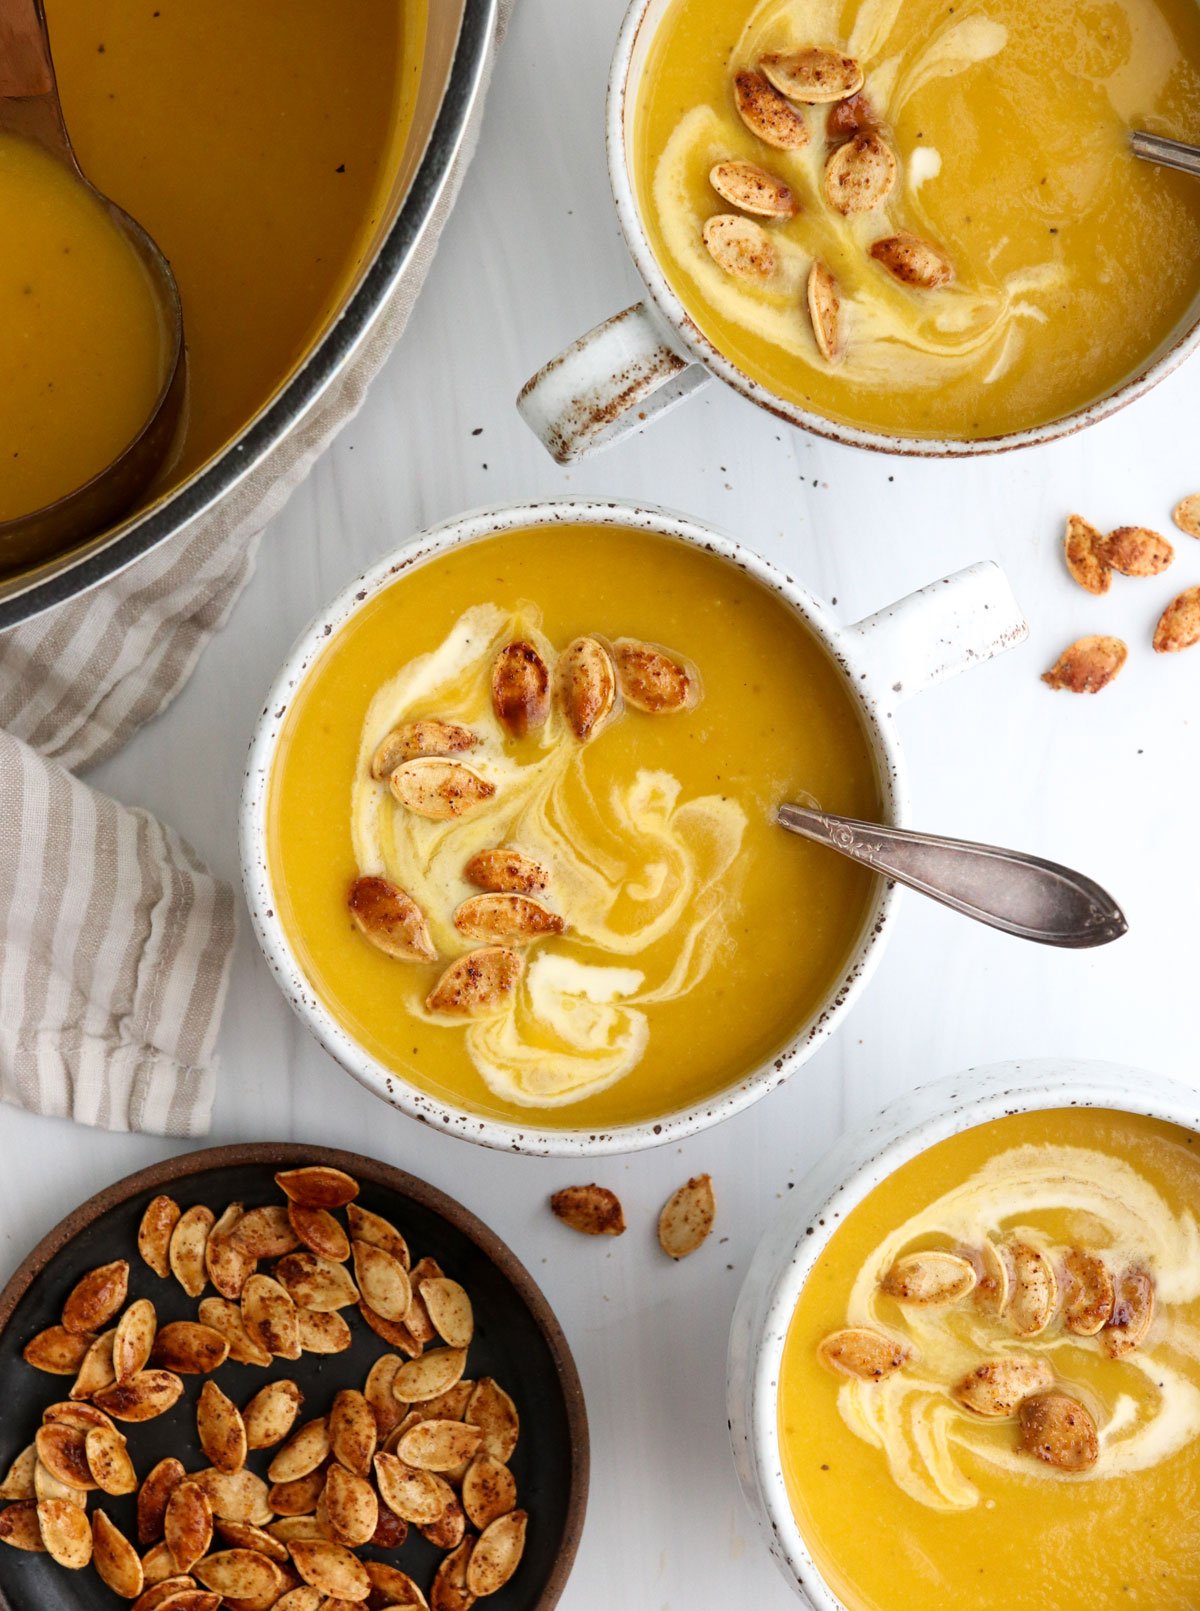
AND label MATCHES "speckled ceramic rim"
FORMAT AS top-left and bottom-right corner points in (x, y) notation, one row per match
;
(240, 497), (915, 1157)
(606, 0), (1200, 458)
(0, 1139), (589, 1611)
(730, 1058), (1200, 1609)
